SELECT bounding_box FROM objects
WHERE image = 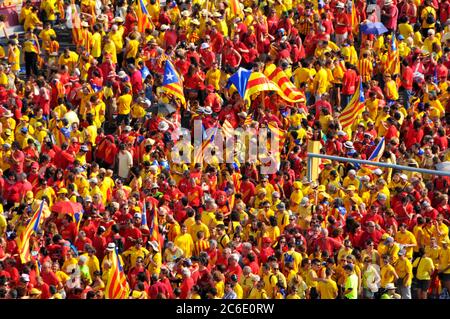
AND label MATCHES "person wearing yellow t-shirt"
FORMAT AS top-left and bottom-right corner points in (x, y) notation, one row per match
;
(109, 24), (124, 64)
(395, 223), (417, 260)
(412, 248), (435, 299)
(116, 86), (132, 125)
(206, 62), (221, 90)
(91, 25), (103, 61)
(438, 240), (450, 292)
(103, 37), (117, 64)
(421, 1), (436, 31)
(380, 255), (399, 288)
(39, 23), (56, 53)
(384, 74), (399, 101)
(7, 40), (21, 74)
(174, 224), (194, 258)
(59, 48), (79, 74)
(312, 61), (328, 100)
(24, 7), (42, 32)
(124, 33), (140, 63)
(23, 29), (41, 78)
(317, 268), (339, 299)
(394, 249), (413, 299)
